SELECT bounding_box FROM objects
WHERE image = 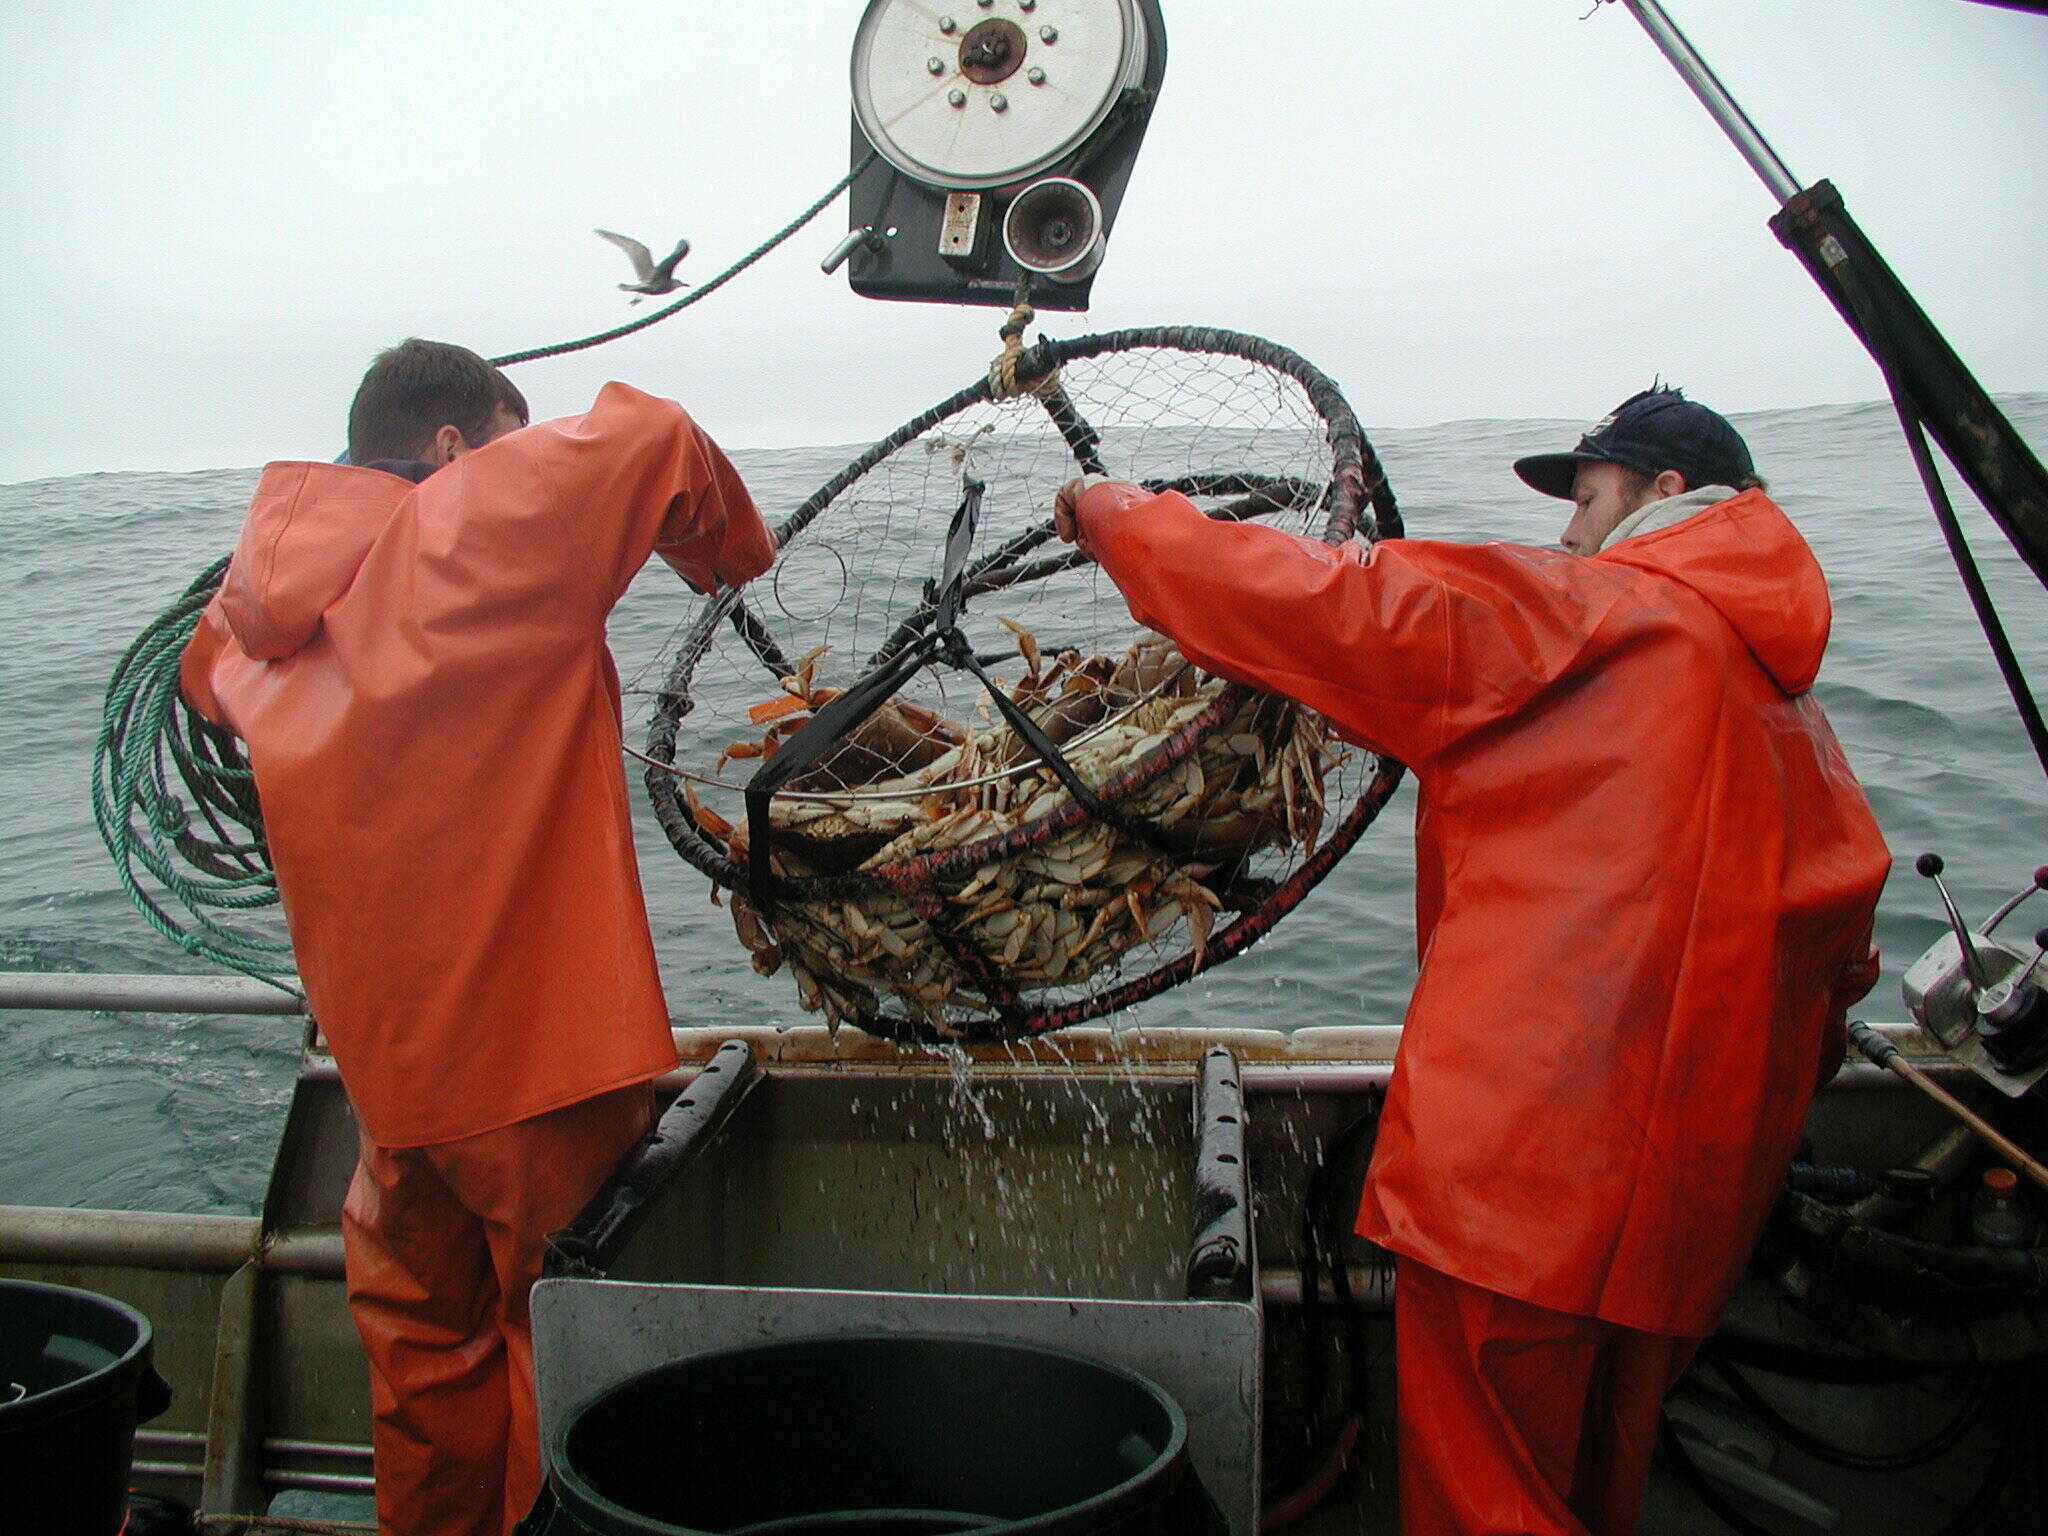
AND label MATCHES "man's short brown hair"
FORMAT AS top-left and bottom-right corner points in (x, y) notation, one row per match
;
(346, 339), (529, 464)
